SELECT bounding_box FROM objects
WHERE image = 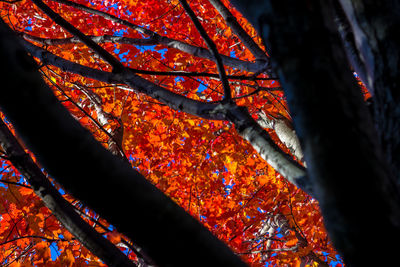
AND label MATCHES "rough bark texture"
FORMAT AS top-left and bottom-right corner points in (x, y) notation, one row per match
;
(0, 19), (247, 267)
(231, 0), (400, 266)
(332, 1), (369, 91)
(339, 0), (400, 185)
(257, 110), (304, 162)
(225, 104), (310, 195)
